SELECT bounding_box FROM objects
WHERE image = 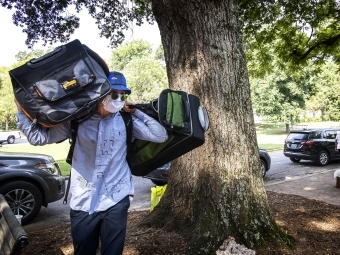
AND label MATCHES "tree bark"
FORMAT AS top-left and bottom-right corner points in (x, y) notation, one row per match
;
(144, 0), (293, 254)
(286, 123), (290, 133)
